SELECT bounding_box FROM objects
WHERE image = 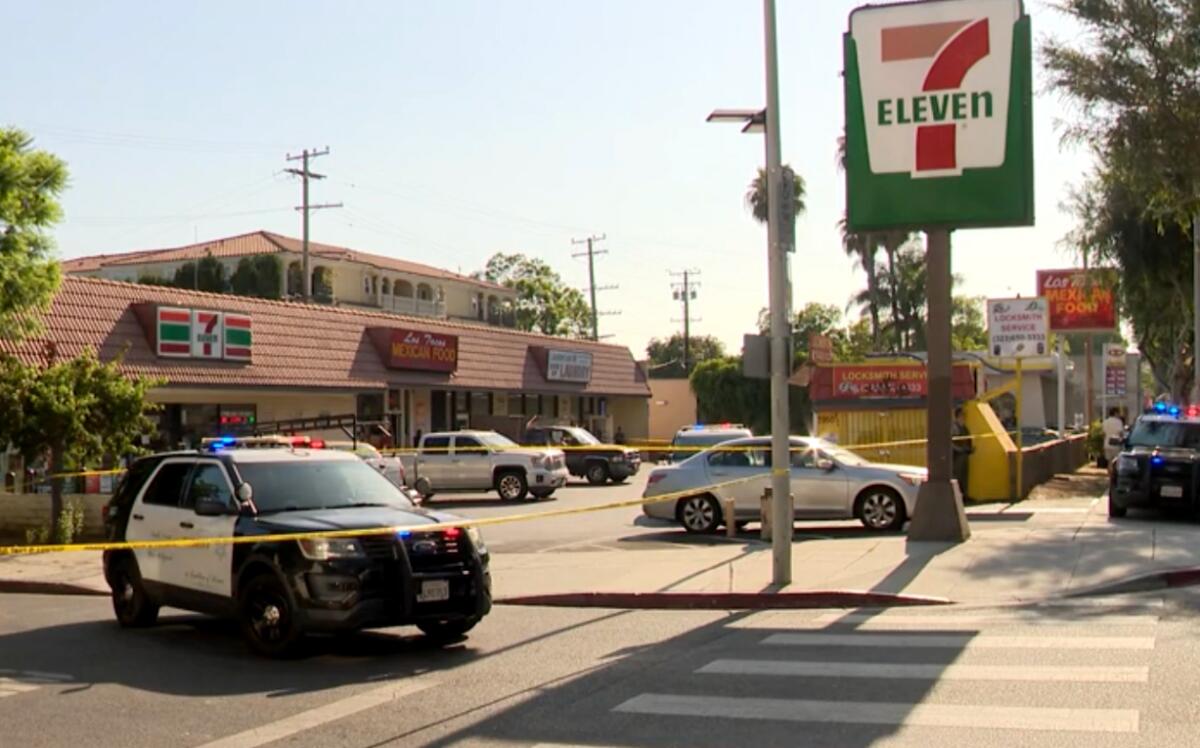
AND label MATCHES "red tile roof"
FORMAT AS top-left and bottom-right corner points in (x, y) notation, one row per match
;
(61, 230), (511, 293)
(0, 277), (650, 397)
